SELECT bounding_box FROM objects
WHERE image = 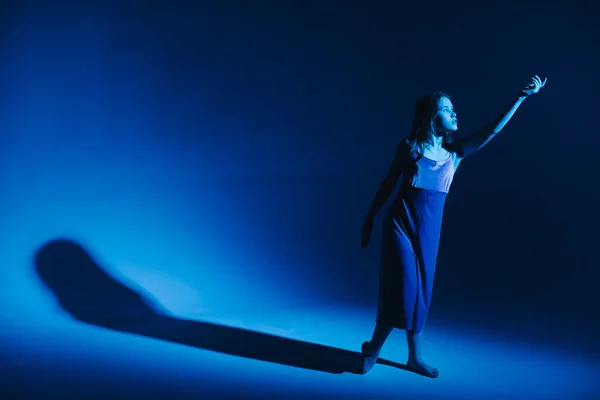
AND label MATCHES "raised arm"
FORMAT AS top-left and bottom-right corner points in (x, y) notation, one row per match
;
(453, 75), (547, 159)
